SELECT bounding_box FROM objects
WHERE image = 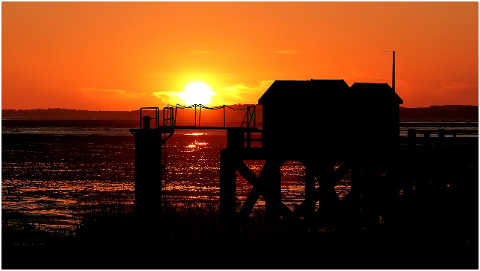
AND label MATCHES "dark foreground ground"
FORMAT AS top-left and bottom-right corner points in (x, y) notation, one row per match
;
(2, 134), (478, 269)
(3, 190), (478, 269)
